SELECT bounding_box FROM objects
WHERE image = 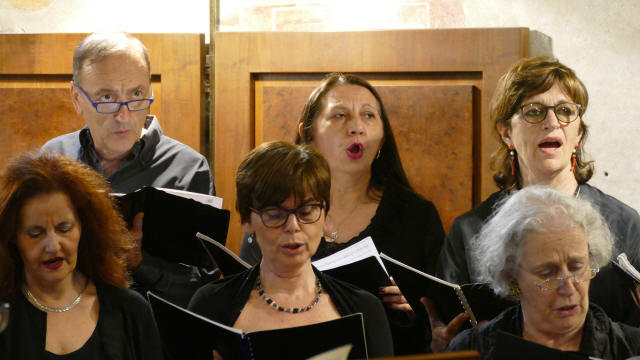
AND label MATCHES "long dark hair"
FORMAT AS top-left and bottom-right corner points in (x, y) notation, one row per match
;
(296, 73), (413, 199)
